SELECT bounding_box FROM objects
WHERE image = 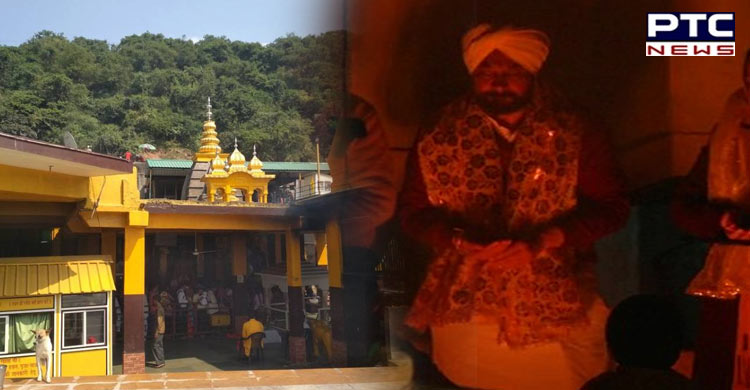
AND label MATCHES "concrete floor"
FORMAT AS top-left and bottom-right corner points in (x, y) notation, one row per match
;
(2, 335), (461, 389)
(113, 336), (291, 374)
(4, 367), (413, 390)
